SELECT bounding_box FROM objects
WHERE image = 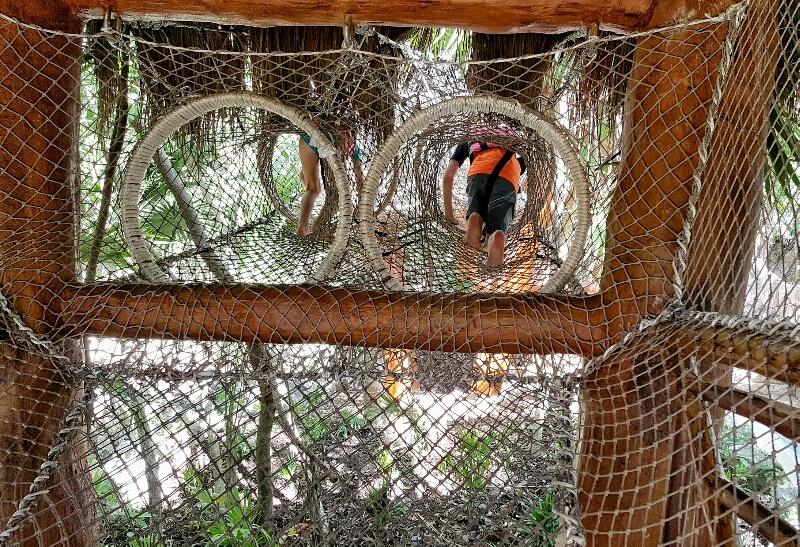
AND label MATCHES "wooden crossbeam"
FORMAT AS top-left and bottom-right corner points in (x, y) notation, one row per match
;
(698, 384), (800, 443)
(671, 323), (800, 388)
(715, 475), (800, 546)
(41, 0), (739, 34)
(55, 283), (608, 356)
